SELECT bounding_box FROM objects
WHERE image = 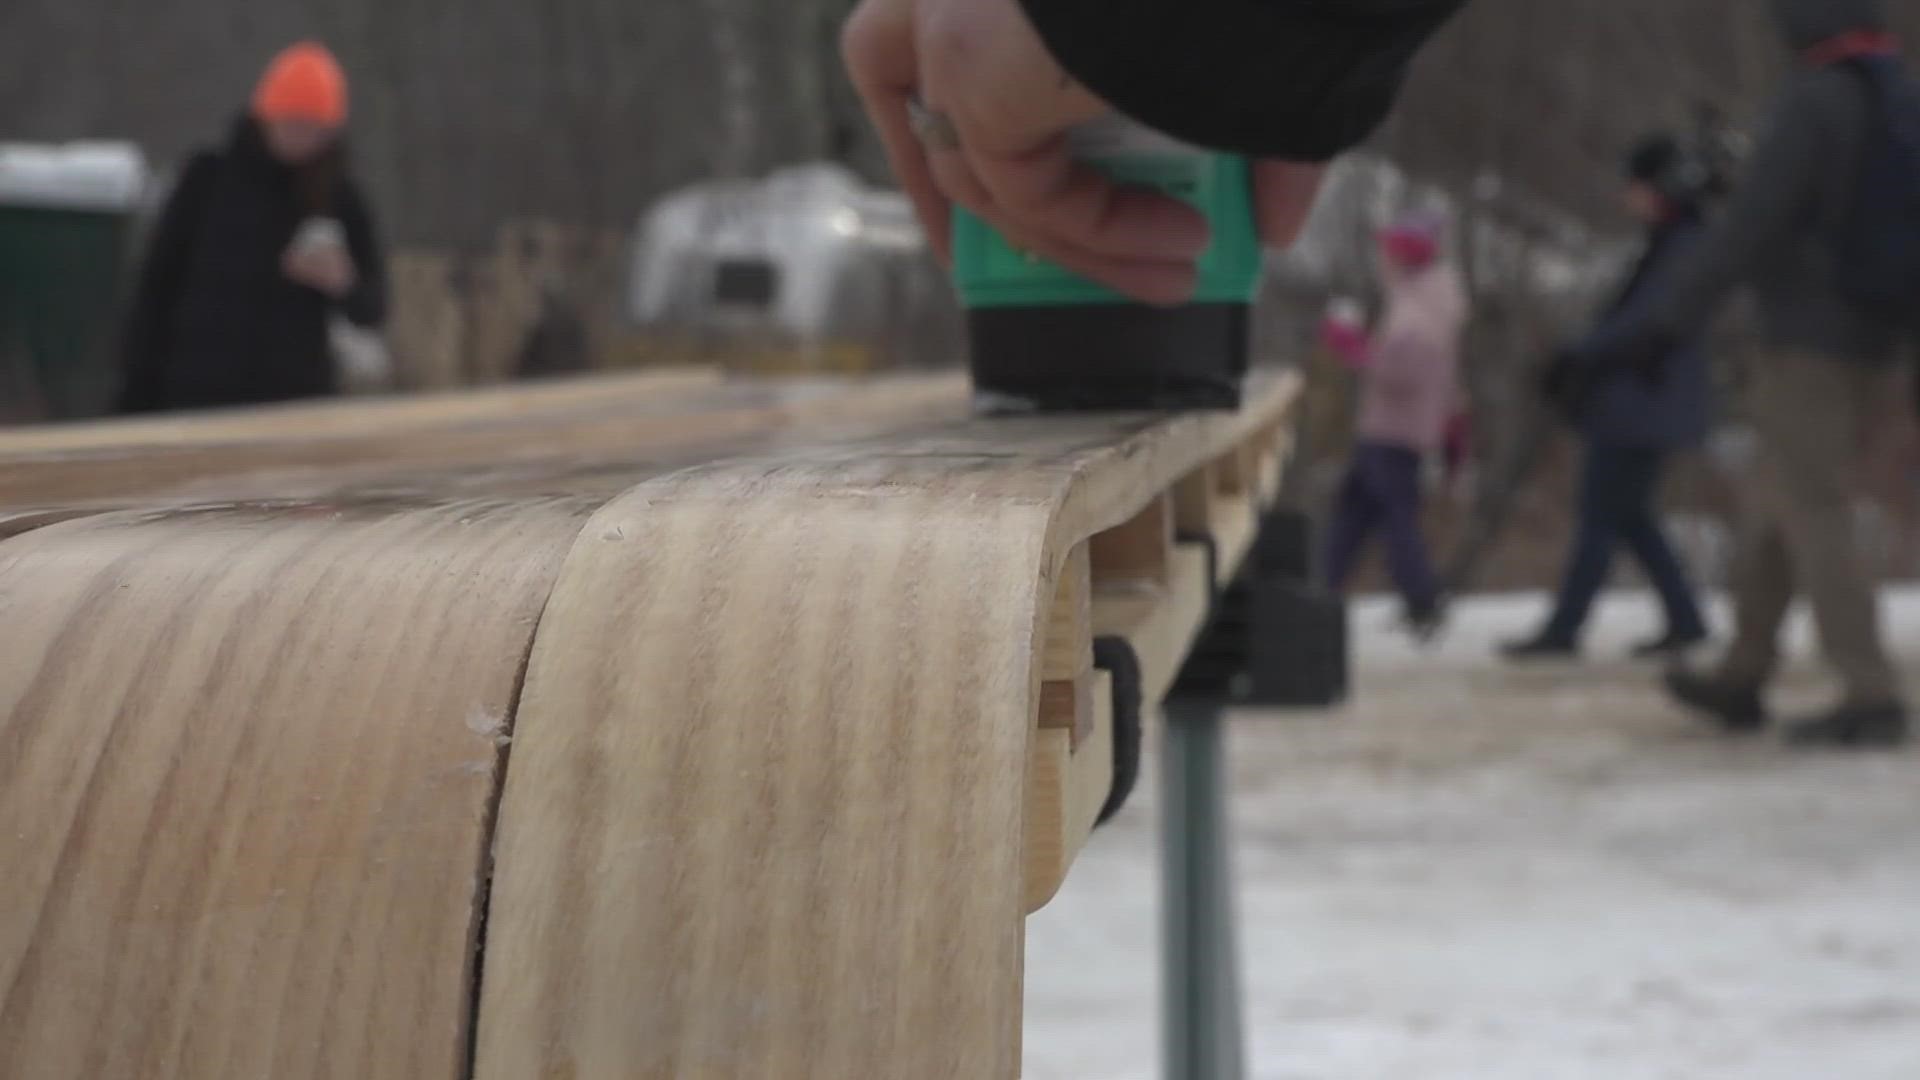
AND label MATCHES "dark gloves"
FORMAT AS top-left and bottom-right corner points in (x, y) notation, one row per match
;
(1587, 325), (1680, 387)
(1538, 348), (1596, 424)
